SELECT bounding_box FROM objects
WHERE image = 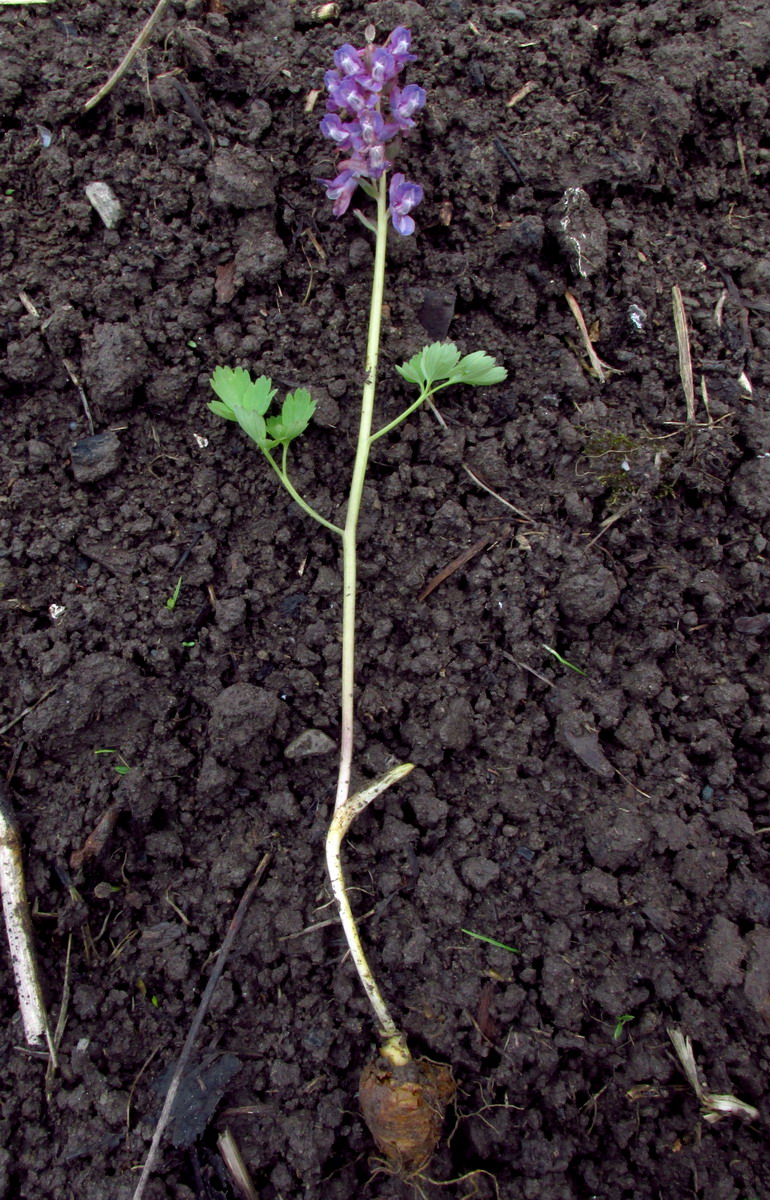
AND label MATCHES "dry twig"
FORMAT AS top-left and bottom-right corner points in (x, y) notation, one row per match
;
(84, 0), (173, 112)
(565, 291), (619, 382)
(131, 853), (271, 1200)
